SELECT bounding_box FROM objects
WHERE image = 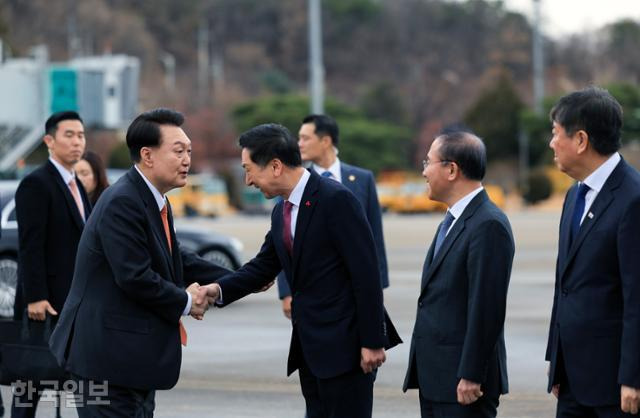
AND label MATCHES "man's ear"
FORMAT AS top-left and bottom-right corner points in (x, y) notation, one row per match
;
(43, 134), (54, 149)
(140, 147), (153, 167)
(320, 135), (333, 148)
(272, 158), (284, 176)
(576, 130), (590, 154)
(447, 162), (459, 180)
